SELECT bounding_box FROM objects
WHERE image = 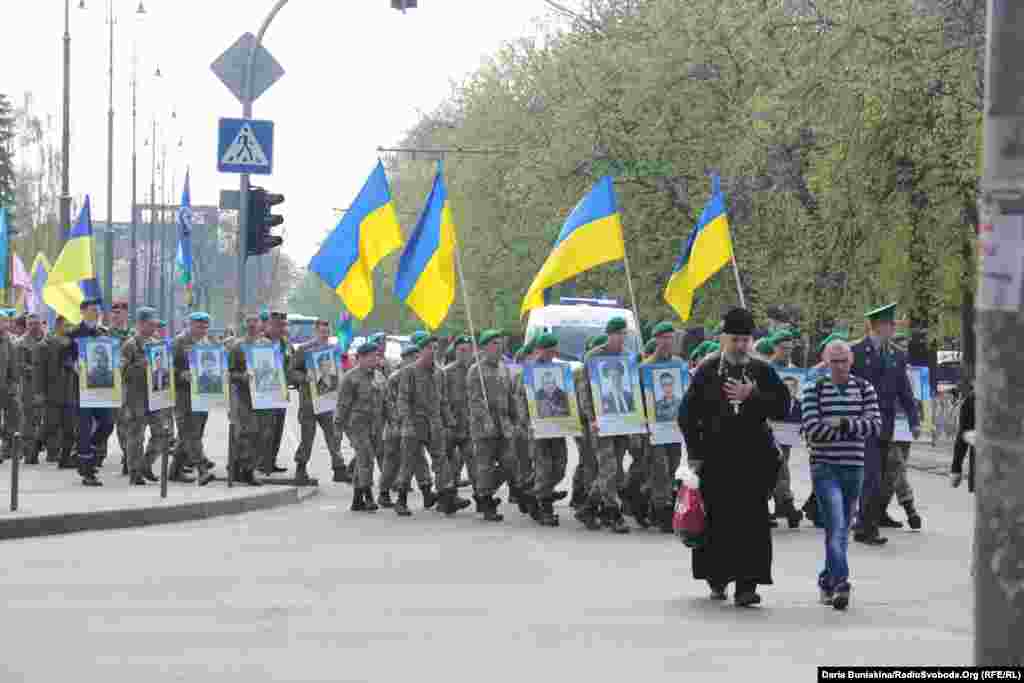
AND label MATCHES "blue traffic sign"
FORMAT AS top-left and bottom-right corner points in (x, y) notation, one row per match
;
(217, 118), (274, 175)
